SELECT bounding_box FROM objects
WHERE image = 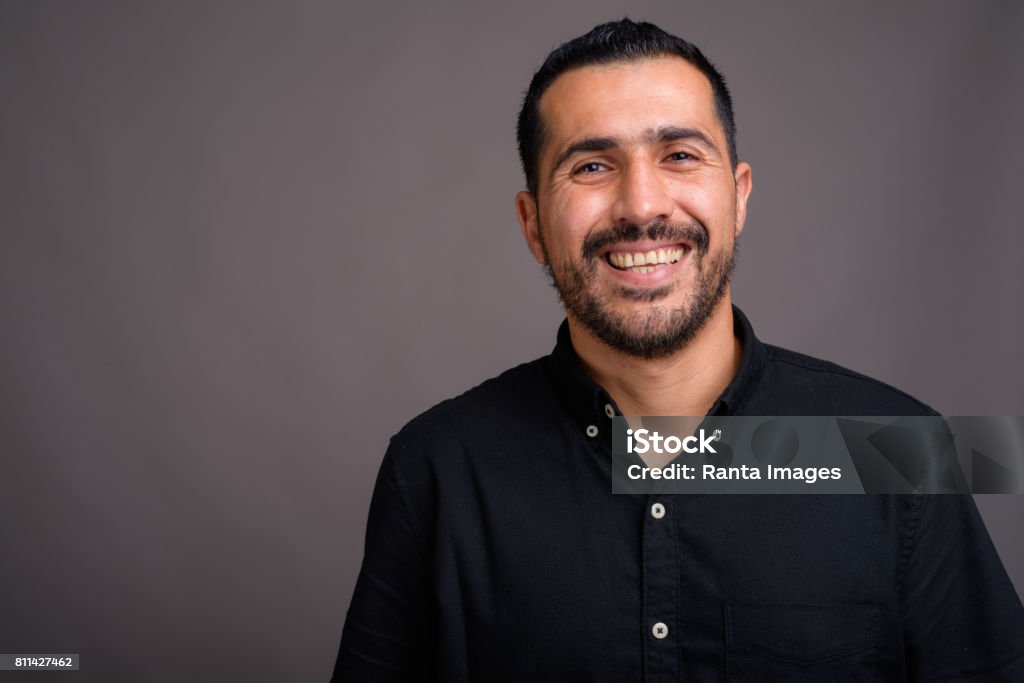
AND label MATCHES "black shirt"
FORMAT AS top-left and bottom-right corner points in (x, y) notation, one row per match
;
(334, 307), (1024, 682)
